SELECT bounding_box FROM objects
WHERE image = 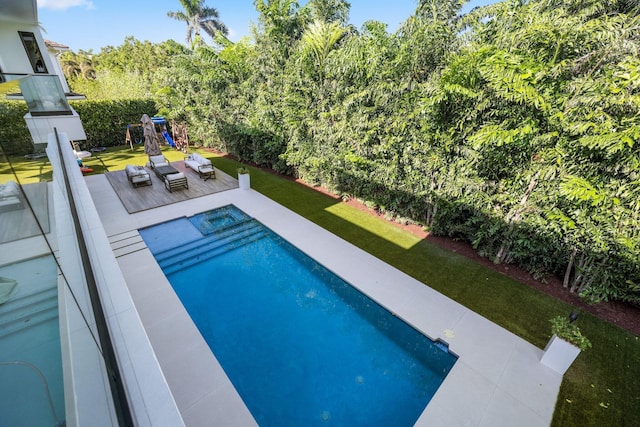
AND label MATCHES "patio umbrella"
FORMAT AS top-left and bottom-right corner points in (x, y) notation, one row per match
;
(141, 114), (161, 156)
